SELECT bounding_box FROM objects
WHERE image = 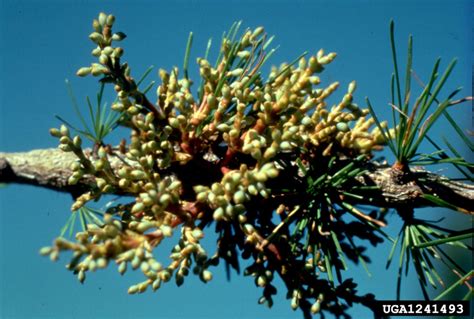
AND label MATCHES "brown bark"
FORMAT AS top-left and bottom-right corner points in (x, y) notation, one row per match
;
(1, 148), (473, 212)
